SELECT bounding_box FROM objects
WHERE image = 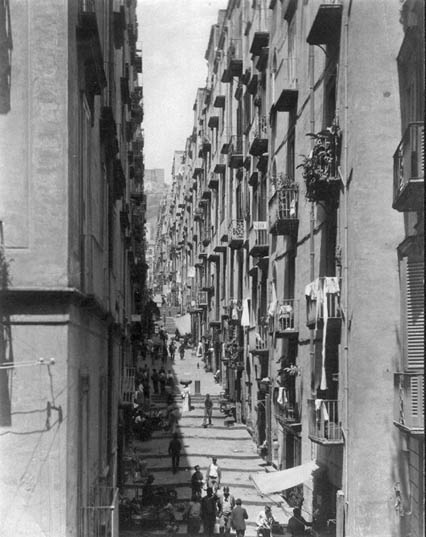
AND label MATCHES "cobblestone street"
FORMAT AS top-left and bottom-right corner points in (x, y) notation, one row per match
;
(120, 316), (292, 536)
